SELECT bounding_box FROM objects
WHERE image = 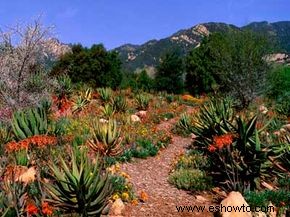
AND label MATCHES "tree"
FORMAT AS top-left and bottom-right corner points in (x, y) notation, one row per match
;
(0, 18), (54, 110)
(155, 51), (184, 94)
(186, 30), (271, 107)
(51, 44), (122, 89)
